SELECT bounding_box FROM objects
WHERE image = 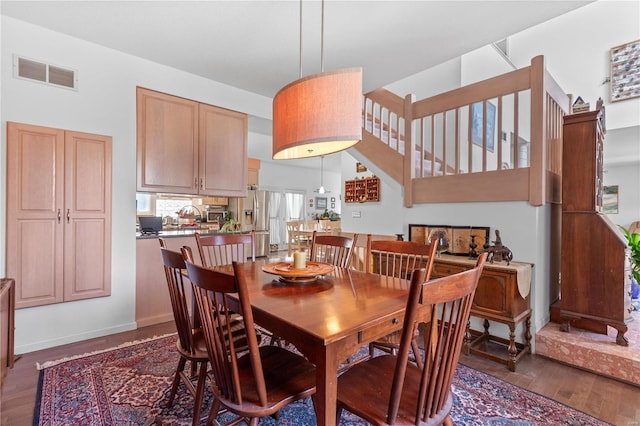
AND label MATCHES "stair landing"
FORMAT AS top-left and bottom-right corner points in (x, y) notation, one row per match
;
(535, 309), (640, 386)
